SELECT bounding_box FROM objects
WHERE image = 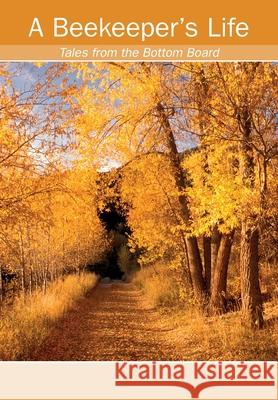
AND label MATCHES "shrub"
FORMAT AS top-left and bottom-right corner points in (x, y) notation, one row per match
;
(134, 264), (184, 308)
